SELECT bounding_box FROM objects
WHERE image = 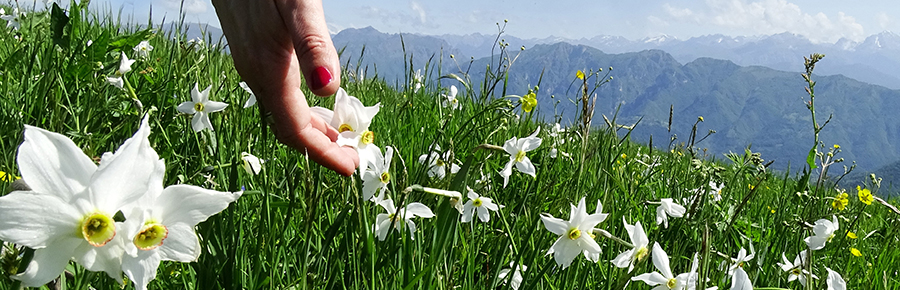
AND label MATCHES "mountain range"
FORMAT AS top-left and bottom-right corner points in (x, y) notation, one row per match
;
(332, 27), (900, 194)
